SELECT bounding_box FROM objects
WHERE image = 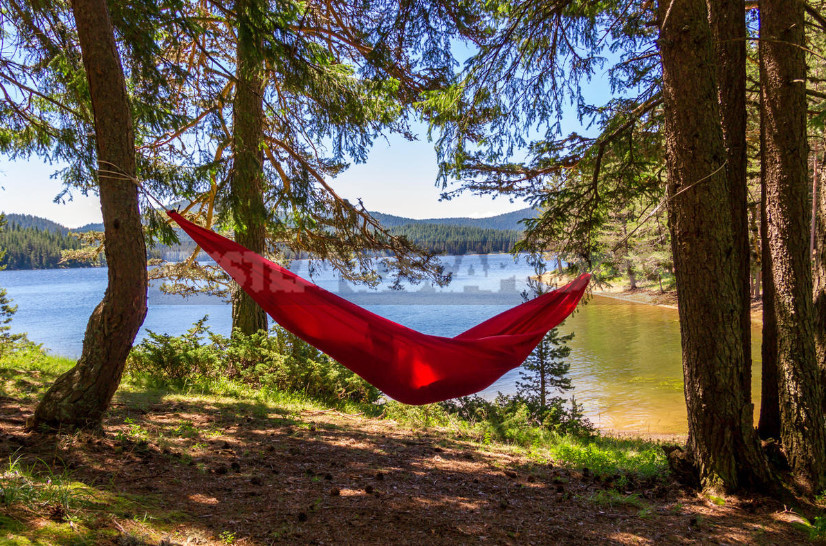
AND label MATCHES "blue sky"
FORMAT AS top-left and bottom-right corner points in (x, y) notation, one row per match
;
(0, 125), (531, 228)
(0, 72), (612, 229)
